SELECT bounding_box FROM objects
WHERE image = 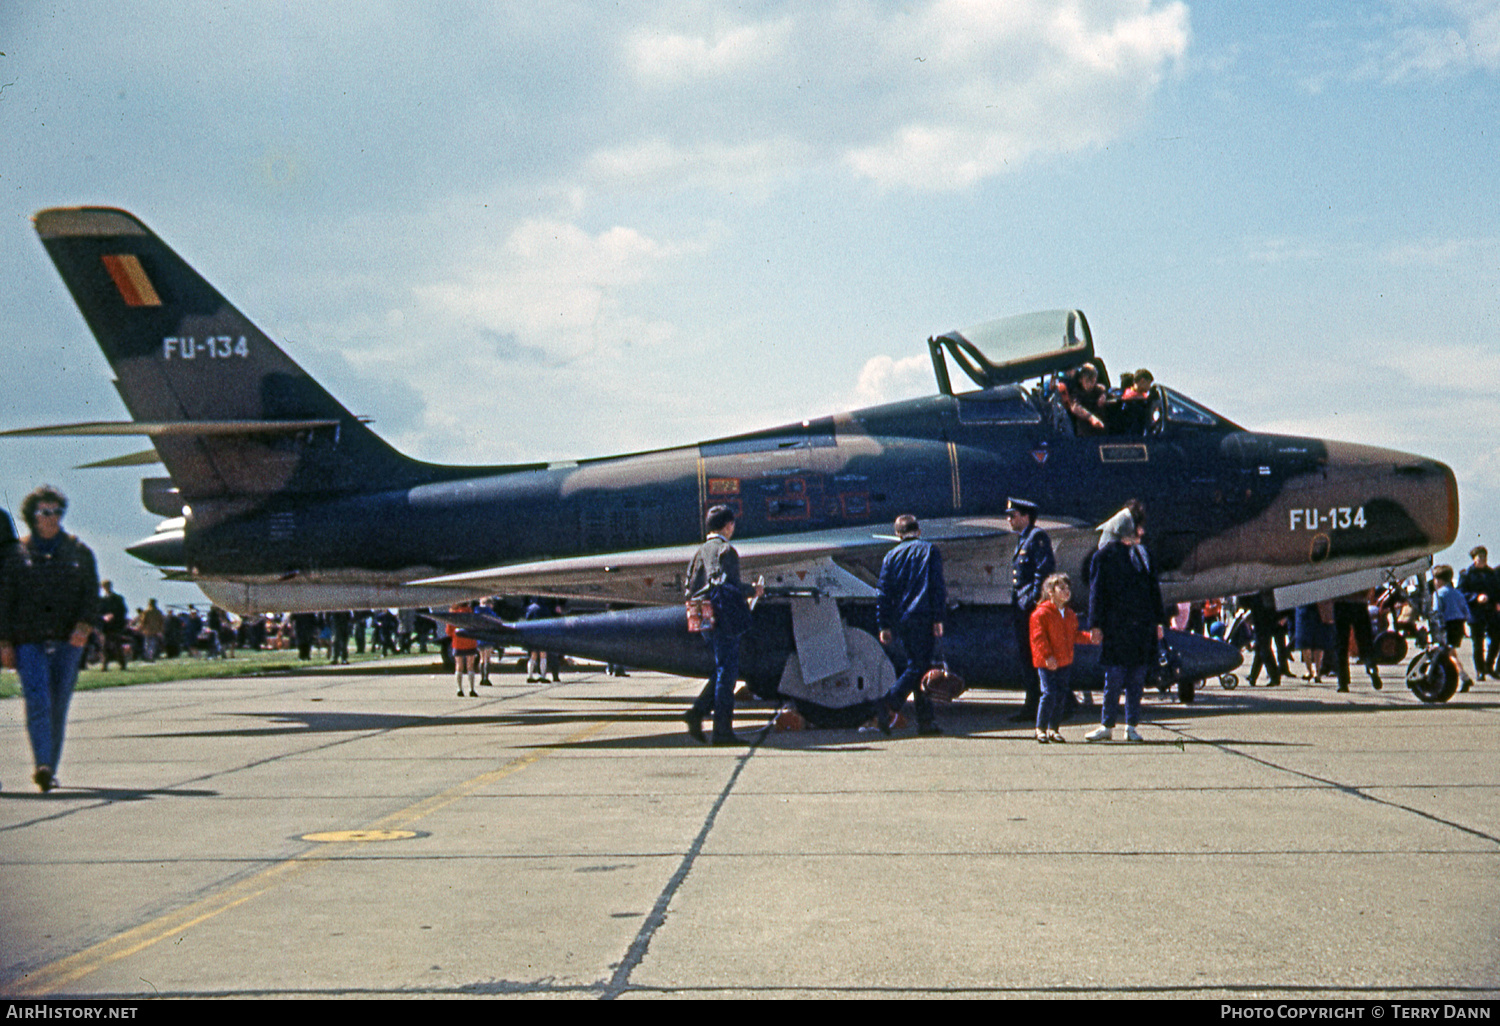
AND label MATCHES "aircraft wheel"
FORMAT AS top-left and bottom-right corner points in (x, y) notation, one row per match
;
(1178, 678), (1197, 703)
(776, 627), (897, 712)
(1219, 673), (1239, 690)
(1406, 651), (1458, 704)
